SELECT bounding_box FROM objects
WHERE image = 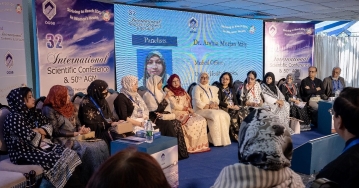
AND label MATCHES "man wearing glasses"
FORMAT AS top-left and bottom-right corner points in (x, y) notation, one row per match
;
(300, 66), (324, 110)
(322, 67), (345, 100)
